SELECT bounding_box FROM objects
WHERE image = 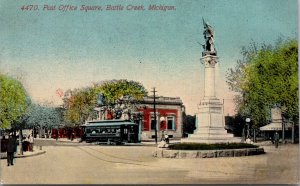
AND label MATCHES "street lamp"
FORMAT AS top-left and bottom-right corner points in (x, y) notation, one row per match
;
(246, 118), (251, 139)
